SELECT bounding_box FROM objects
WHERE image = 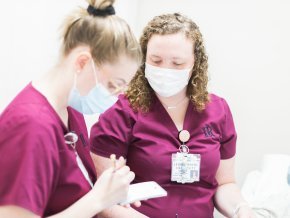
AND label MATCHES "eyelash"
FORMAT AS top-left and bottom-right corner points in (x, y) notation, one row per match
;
(152, 61), (183, 66)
